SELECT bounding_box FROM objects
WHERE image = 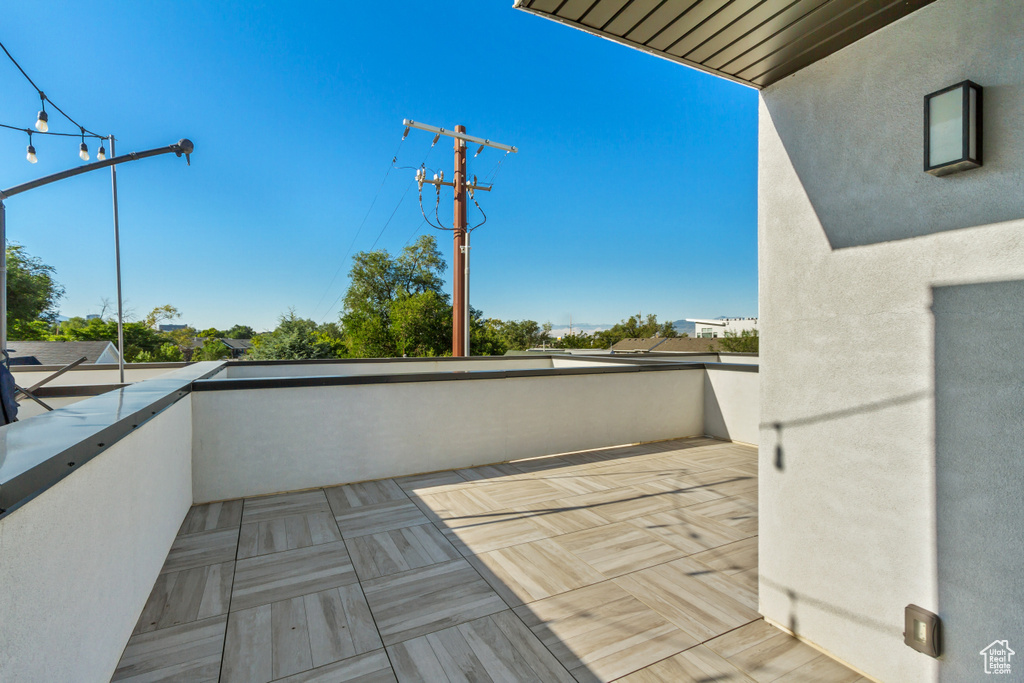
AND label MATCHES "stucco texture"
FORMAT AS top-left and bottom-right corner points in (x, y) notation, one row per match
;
(757, 0), (1024, 681)
(0, 398), (193, 683)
